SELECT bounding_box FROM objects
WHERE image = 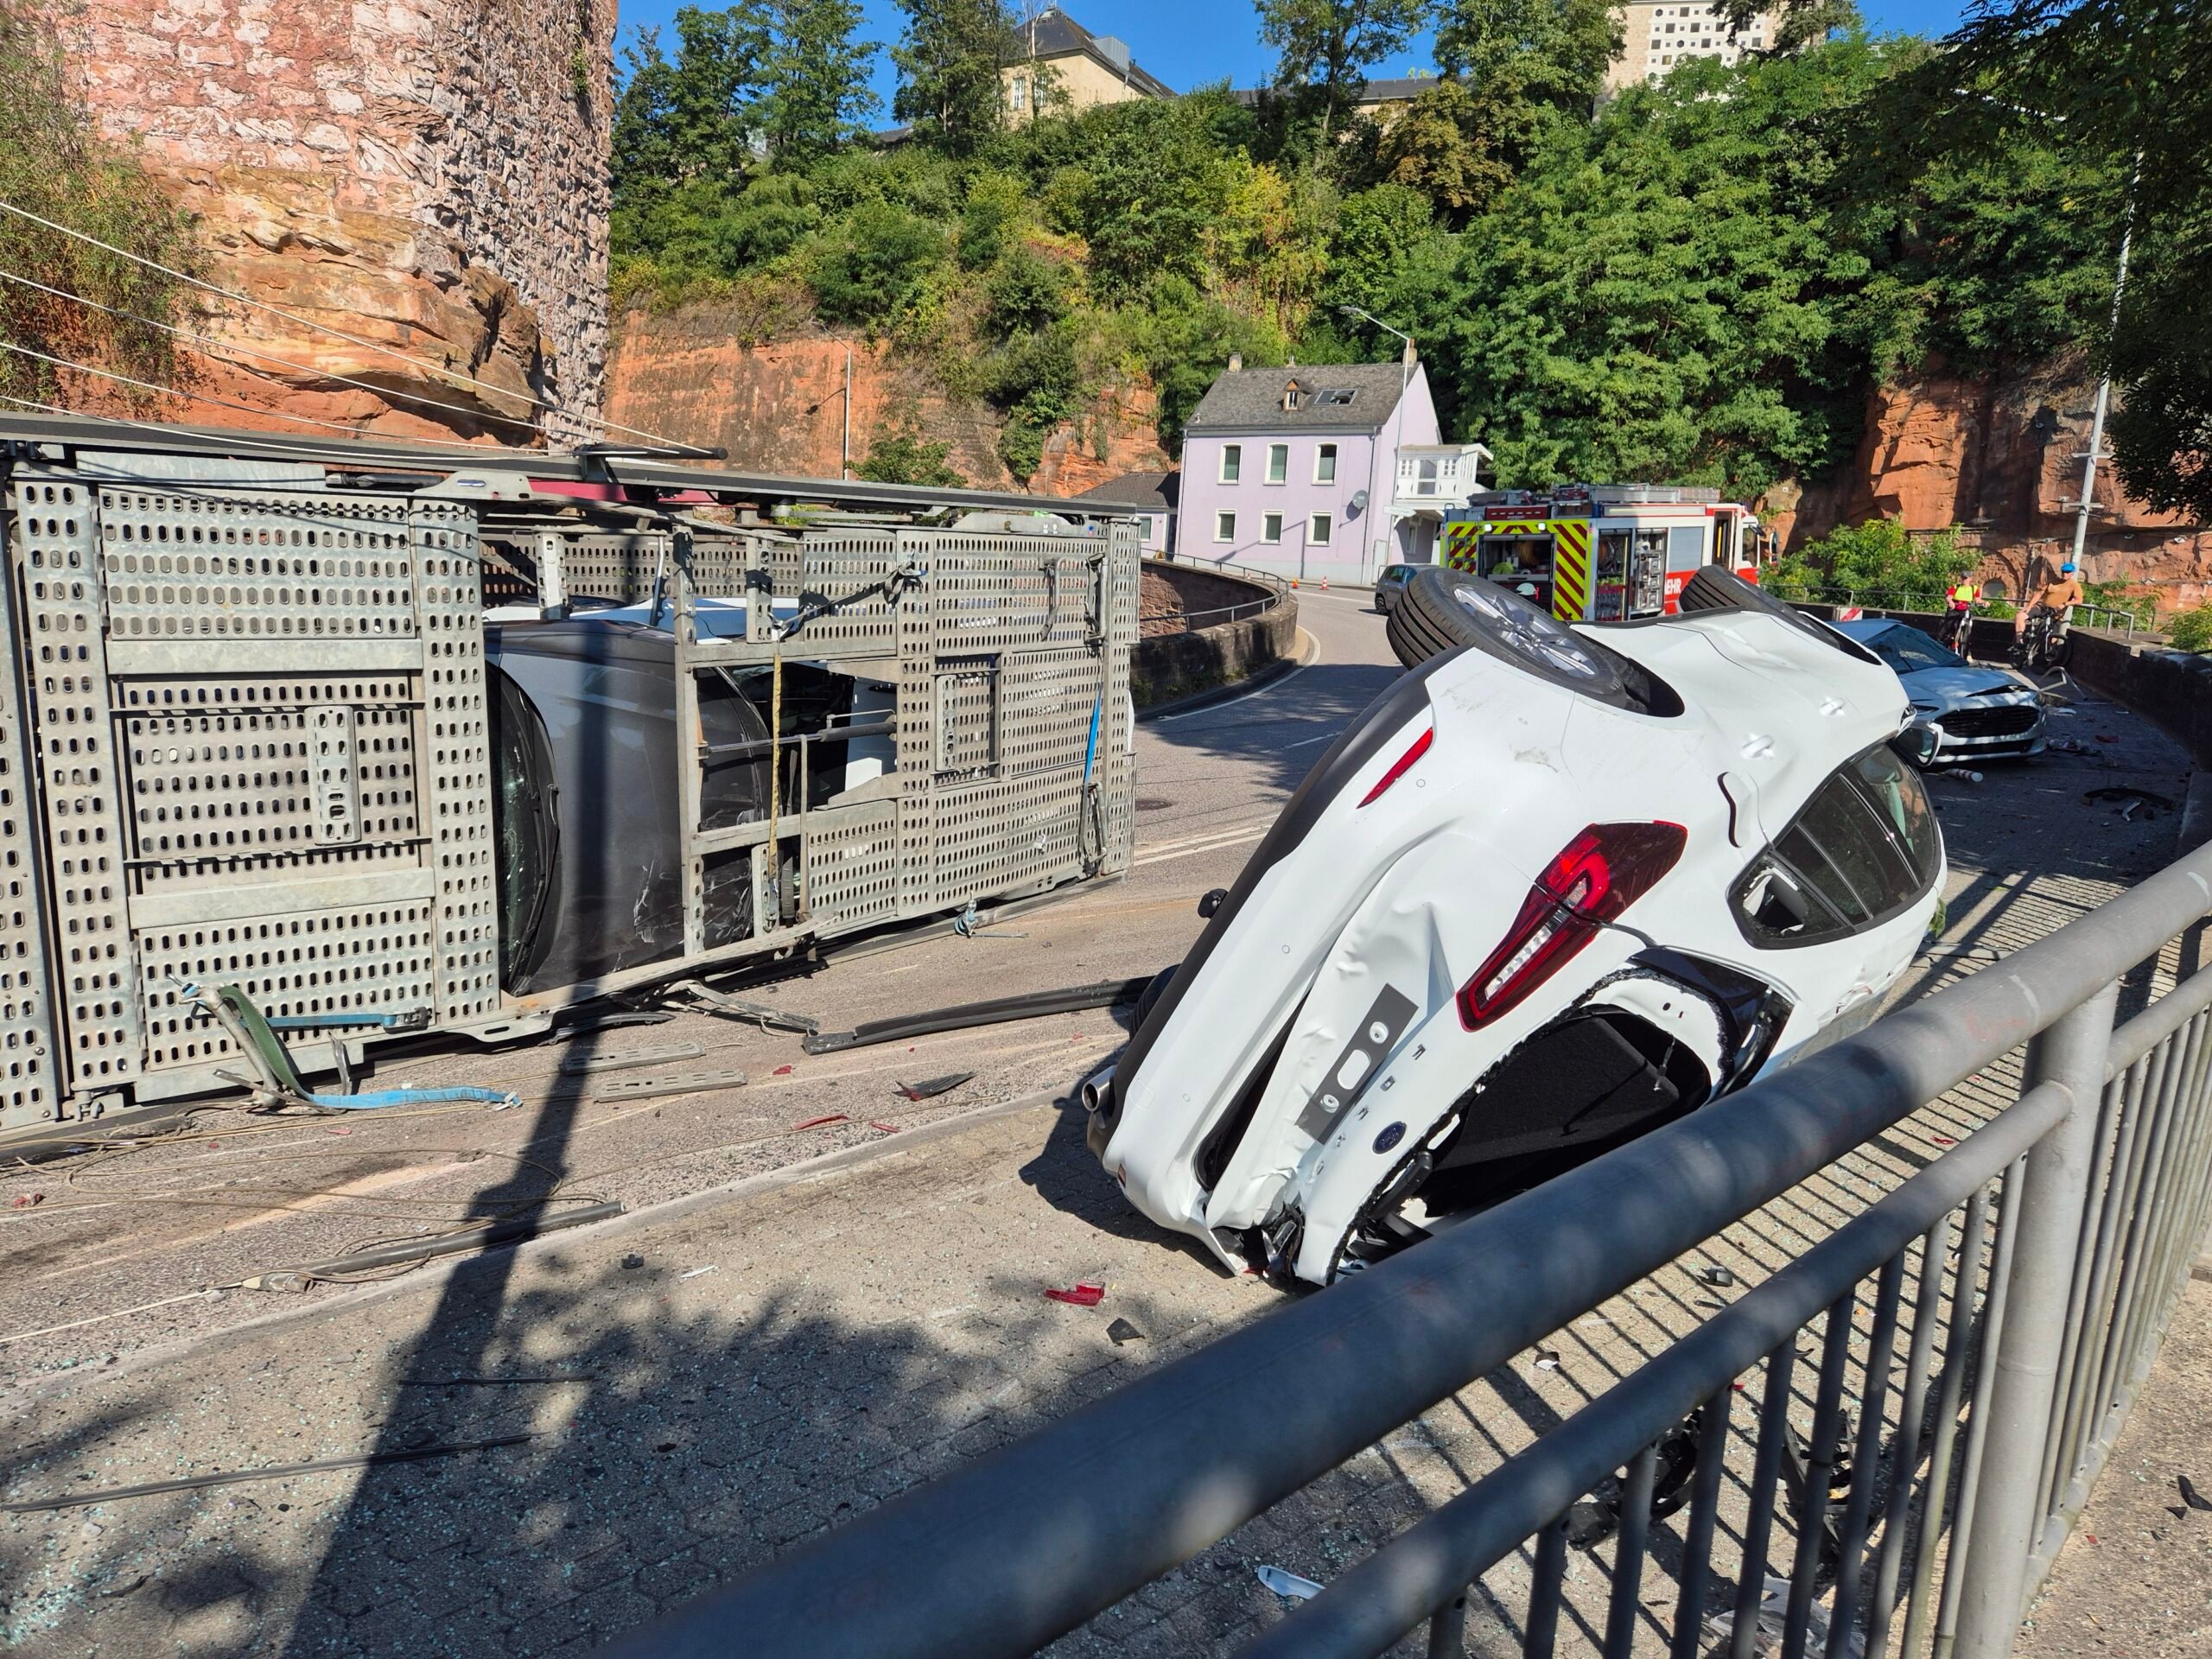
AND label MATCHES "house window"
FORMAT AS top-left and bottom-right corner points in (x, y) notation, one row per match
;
(1008, 76), (1028, 111)
(1266, 443), (1287, 484)
(1309, 512), (1332, 546)
(1137, 515), (1155, 542)
(1415, 457), (1440, 496)
(1215, 511), (1236, 542)
(1314, 443), (1338, 484)
(1262, 512), (1283, 543)
(1220, 444), (1242, 484)
(1317, 389), (1357, 406)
